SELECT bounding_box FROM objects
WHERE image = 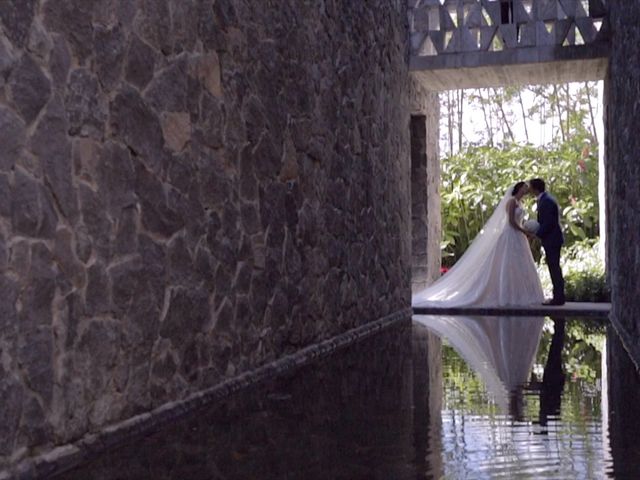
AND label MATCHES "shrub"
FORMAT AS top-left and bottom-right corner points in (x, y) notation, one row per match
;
(441, 143), (599, 267)
(538, 239), (610, 303)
